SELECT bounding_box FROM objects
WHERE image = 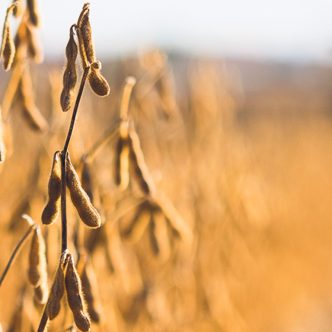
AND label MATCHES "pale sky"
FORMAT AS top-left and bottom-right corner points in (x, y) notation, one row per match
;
(3, 0), (332, 62)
